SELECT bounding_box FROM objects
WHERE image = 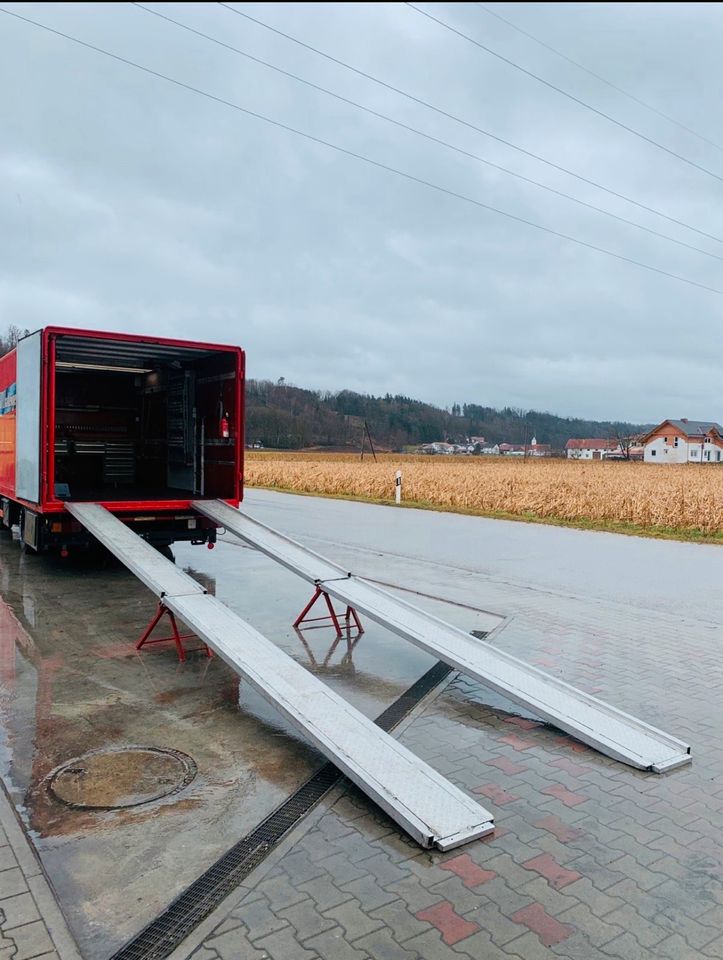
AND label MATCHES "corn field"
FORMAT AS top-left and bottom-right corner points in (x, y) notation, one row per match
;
(245, 452), (723, 536)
